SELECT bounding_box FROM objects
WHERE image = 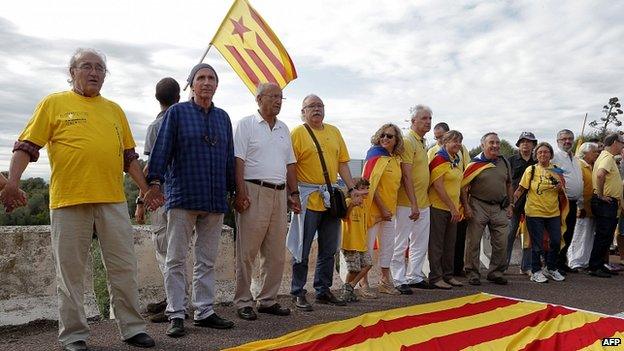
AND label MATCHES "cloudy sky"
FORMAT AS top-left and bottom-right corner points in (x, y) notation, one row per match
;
(1, 0), (623, 179)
